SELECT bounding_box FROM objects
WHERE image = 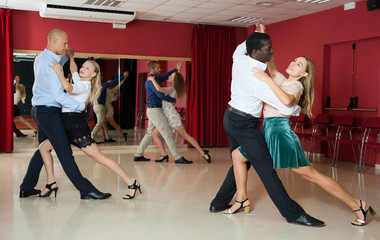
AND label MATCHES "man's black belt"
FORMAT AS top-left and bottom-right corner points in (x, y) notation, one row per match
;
(228, 105), (257, 119)
(148, 106), (161, 108)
